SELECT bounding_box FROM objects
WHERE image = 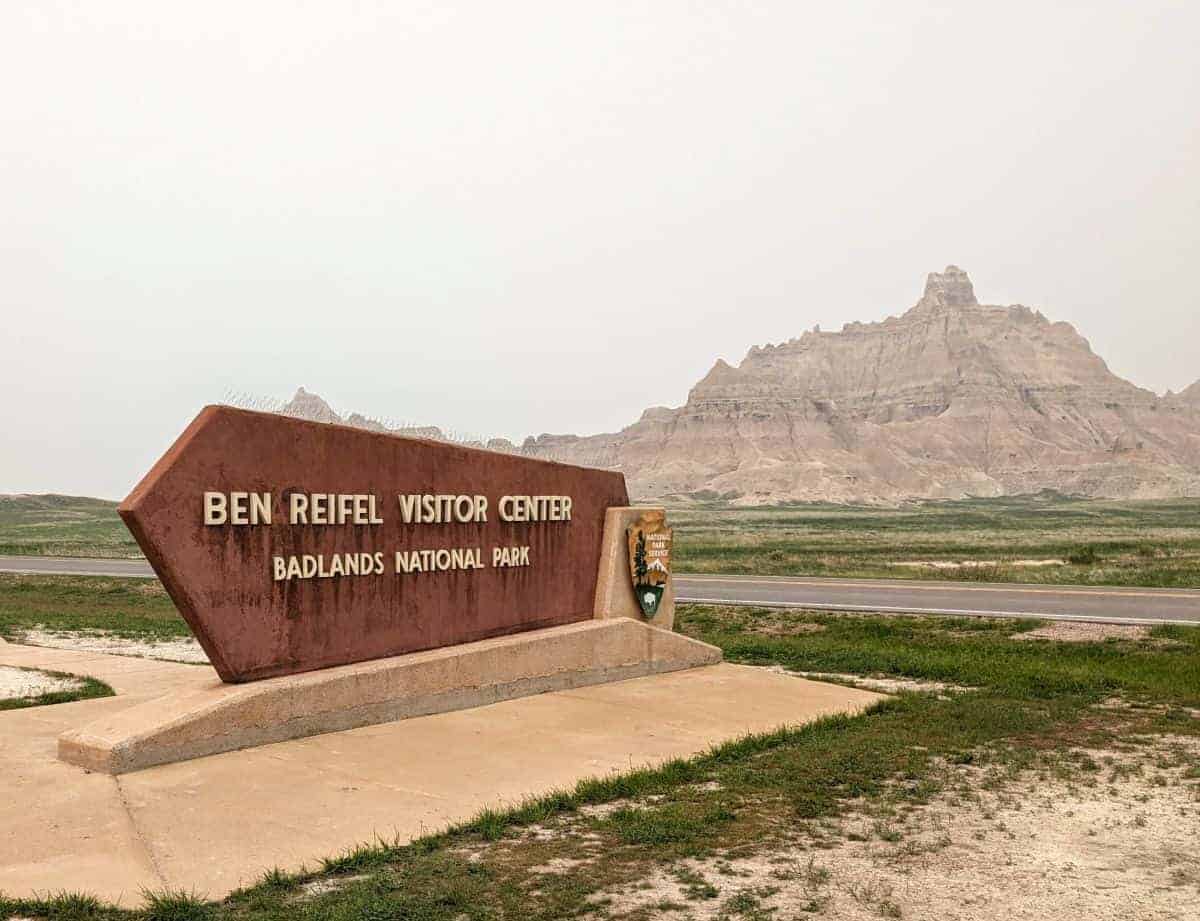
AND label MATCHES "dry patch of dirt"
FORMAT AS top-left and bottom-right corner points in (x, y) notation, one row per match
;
(294, 874), (368, 900)
(754, 619), (827, 638)
(1013, 622), (1188, 647)
(780, 667), (974, 697)
(579, 794), (668, 820)
(1016, 622), (1149, 643)
(891, 558), (1066, 570)
(529, 856), (593, 875)
(13, 628), (209, 664)
(0, 665), (84, 700)
(586, 736), (1200, 920)
(688, 609), (828, 638)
